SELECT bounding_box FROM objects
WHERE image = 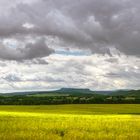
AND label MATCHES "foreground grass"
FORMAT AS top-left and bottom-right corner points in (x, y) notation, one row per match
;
(0, 105), (140, 140)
